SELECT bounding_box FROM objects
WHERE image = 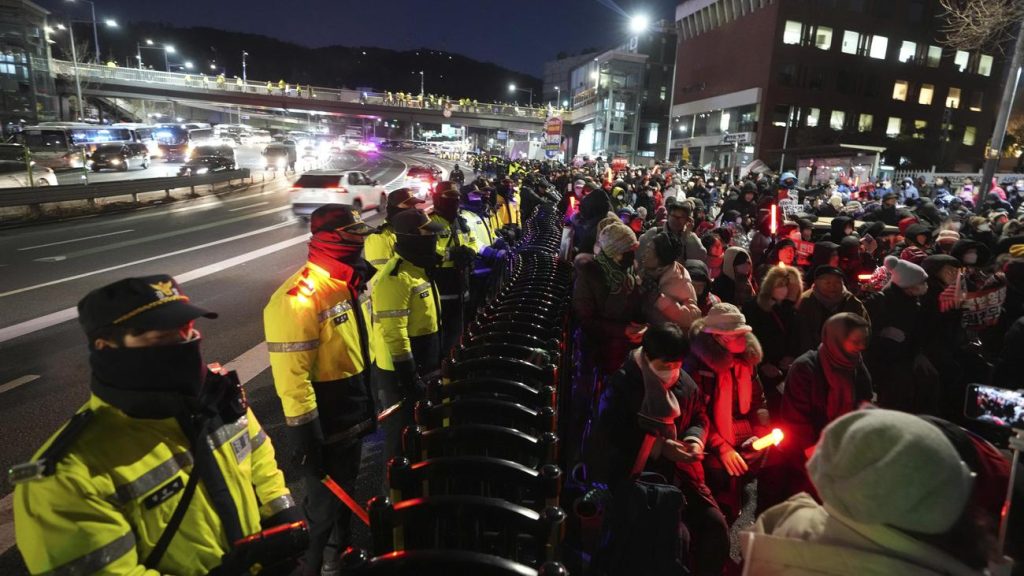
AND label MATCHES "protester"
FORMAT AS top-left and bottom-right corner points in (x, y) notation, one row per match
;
(745, 409), (993, 576)
(742, 264), (802, 413)
(712, 246), (756, 307)
(685, 304), (768, 522)
(686, 259), (722, 315)
(641, 232), (703, 332)
(795, 267), (870, 355)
